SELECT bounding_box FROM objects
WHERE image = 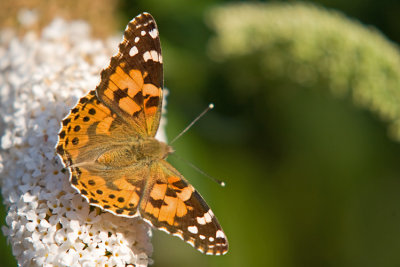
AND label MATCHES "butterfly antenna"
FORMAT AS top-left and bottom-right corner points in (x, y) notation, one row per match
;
(170, 103), (214, 145)
(171, 153), (226, 187)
